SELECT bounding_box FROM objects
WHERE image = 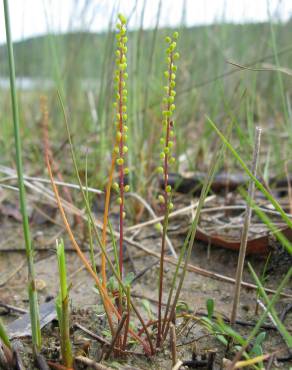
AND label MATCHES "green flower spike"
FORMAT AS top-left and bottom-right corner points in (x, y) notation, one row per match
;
(157, 32), (179, 345)
(113, 14), (129, 278)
